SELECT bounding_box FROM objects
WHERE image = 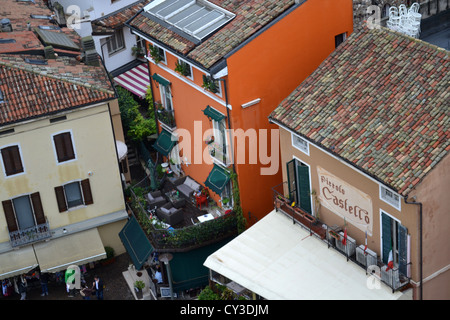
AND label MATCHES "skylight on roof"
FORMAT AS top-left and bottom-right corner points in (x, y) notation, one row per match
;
(144, 0), (235, 41)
